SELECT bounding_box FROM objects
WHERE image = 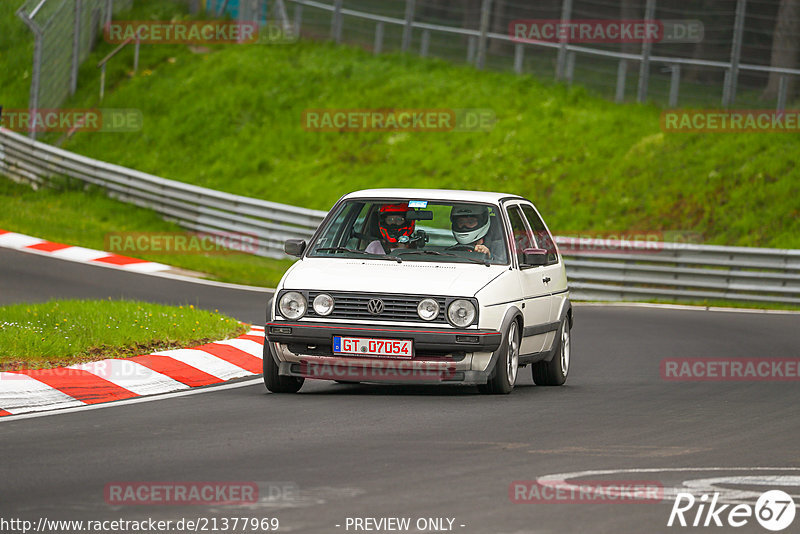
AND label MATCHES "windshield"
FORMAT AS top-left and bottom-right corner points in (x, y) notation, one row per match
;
(308, 199), (509, 265)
